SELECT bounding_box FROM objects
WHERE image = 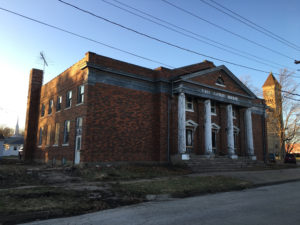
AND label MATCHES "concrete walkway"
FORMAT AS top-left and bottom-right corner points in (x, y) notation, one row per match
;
(199, 167), (300, 186)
